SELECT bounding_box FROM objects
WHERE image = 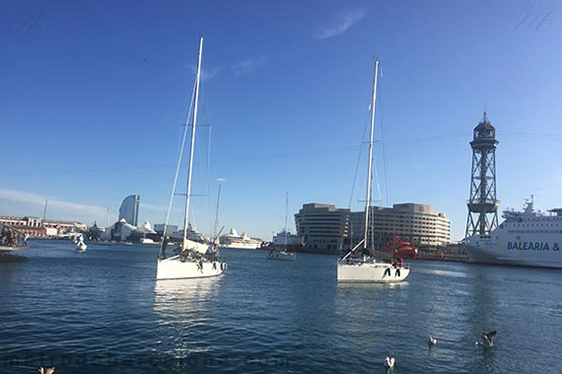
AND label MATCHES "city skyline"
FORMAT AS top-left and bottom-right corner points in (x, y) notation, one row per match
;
(2, 0), (562, 241)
